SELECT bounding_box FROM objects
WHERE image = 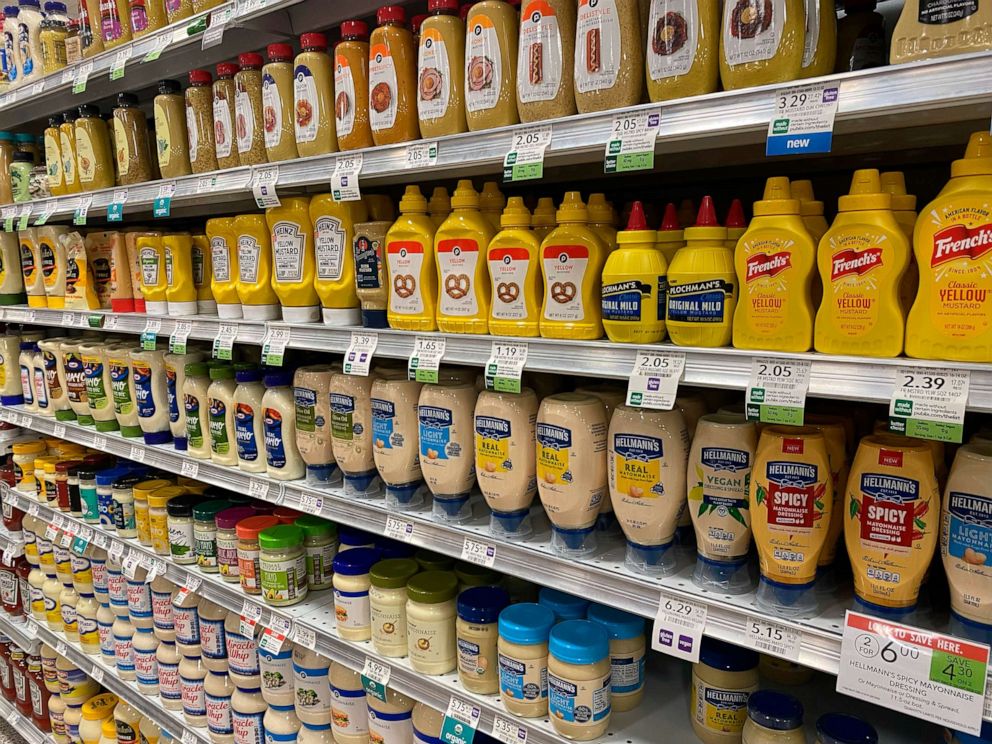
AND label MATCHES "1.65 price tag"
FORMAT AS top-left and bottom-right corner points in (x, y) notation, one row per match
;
(484, 342), (527, 393)
(746, 357), (812, 425)
(652, 592), (706, 663)
(408, 336), (445, 383)
(503, 124), (551, 182)
(625, 349), (685, 410)
(889, 366), (969, 443)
